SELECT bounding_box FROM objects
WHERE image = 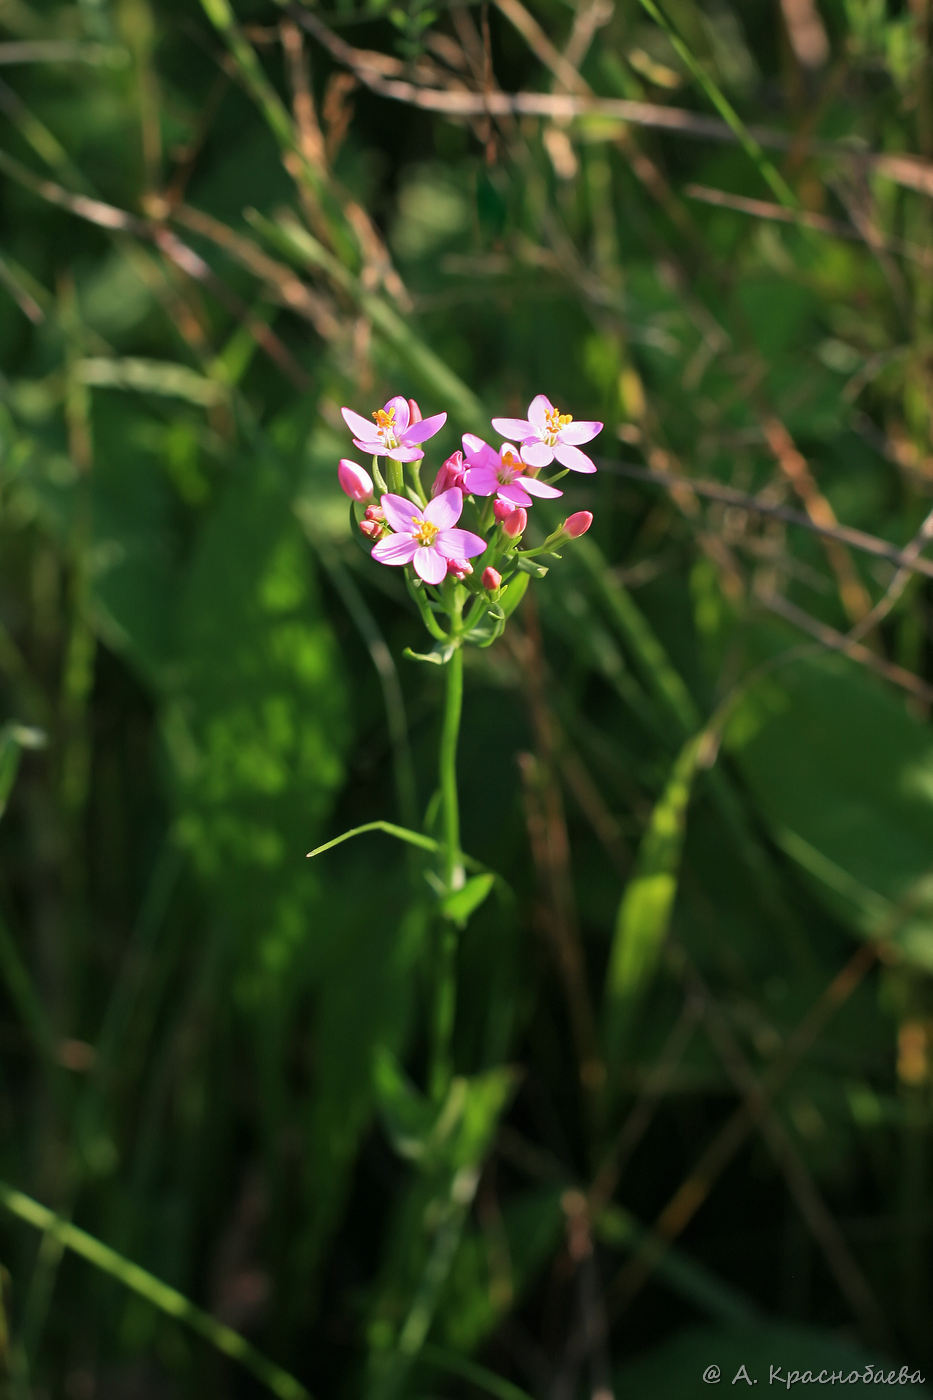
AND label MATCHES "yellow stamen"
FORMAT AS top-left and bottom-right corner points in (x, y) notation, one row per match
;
(544, 405), (572, 441)
(412, 517), (439, 547)
(373, 407), (396, 430)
